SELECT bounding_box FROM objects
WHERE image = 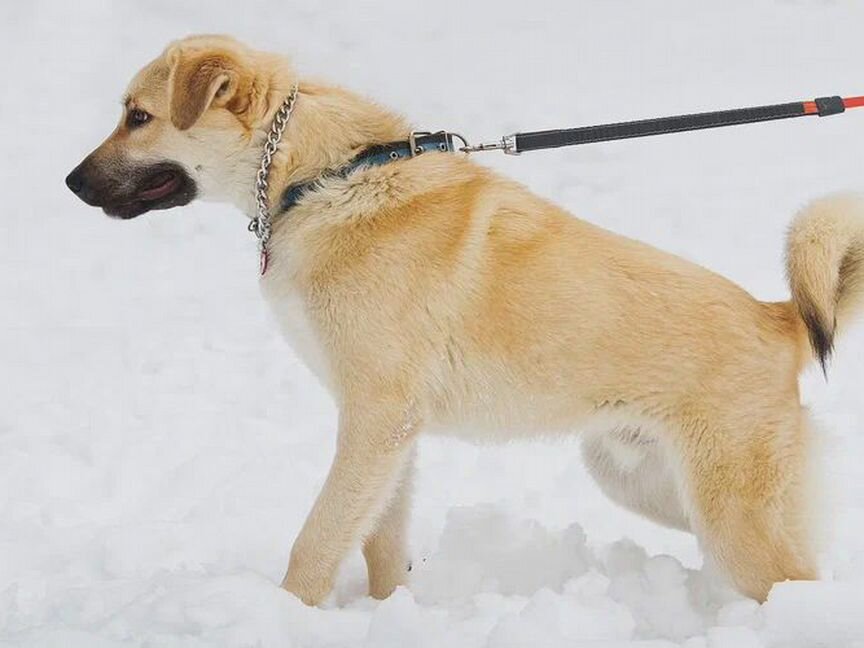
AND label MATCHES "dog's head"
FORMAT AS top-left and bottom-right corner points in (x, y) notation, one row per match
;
(66, 35), (293, 219)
